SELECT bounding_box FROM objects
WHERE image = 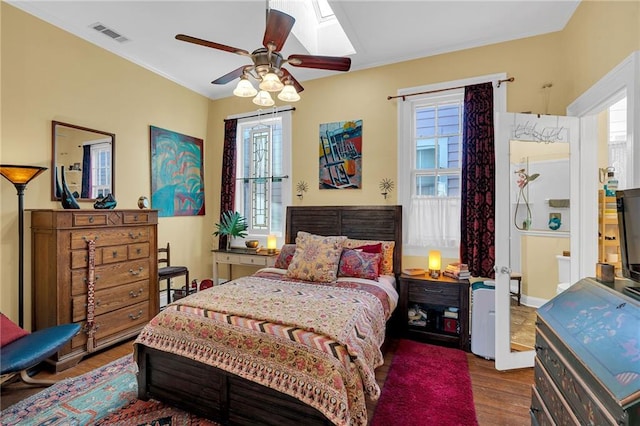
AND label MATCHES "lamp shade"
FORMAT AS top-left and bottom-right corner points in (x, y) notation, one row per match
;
(252, 90), (275, 107)
(233, 77), (258, 97)
(277, 83), (300, 102)
(0, 165), (47, 186)
(428, 250), (441, 271)
(259, 72), (284, 92)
